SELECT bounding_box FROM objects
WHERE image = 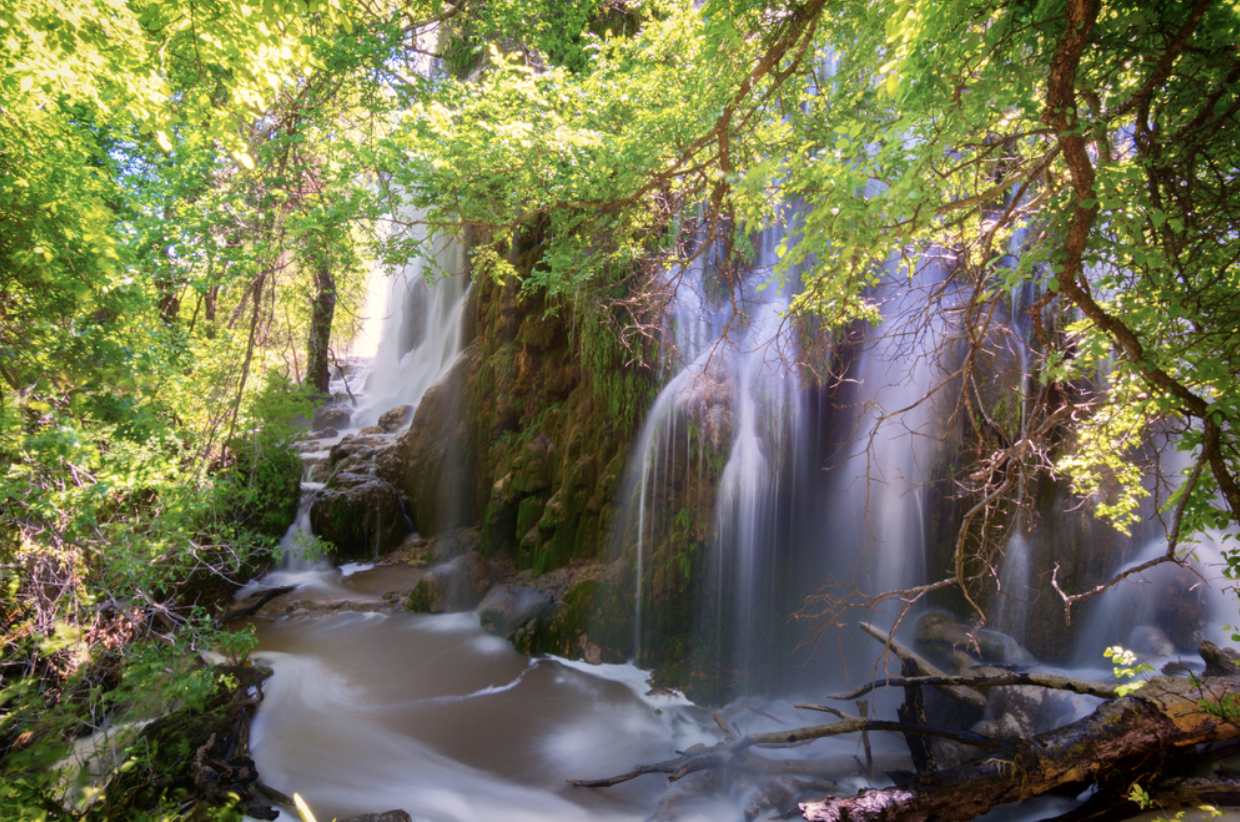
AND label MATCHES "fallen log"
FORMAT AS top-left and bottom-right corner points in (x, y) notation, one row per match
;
(216, 585), (296, 626)
(826, 672), (1118, 701)
(800, 667), (1240, 822)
